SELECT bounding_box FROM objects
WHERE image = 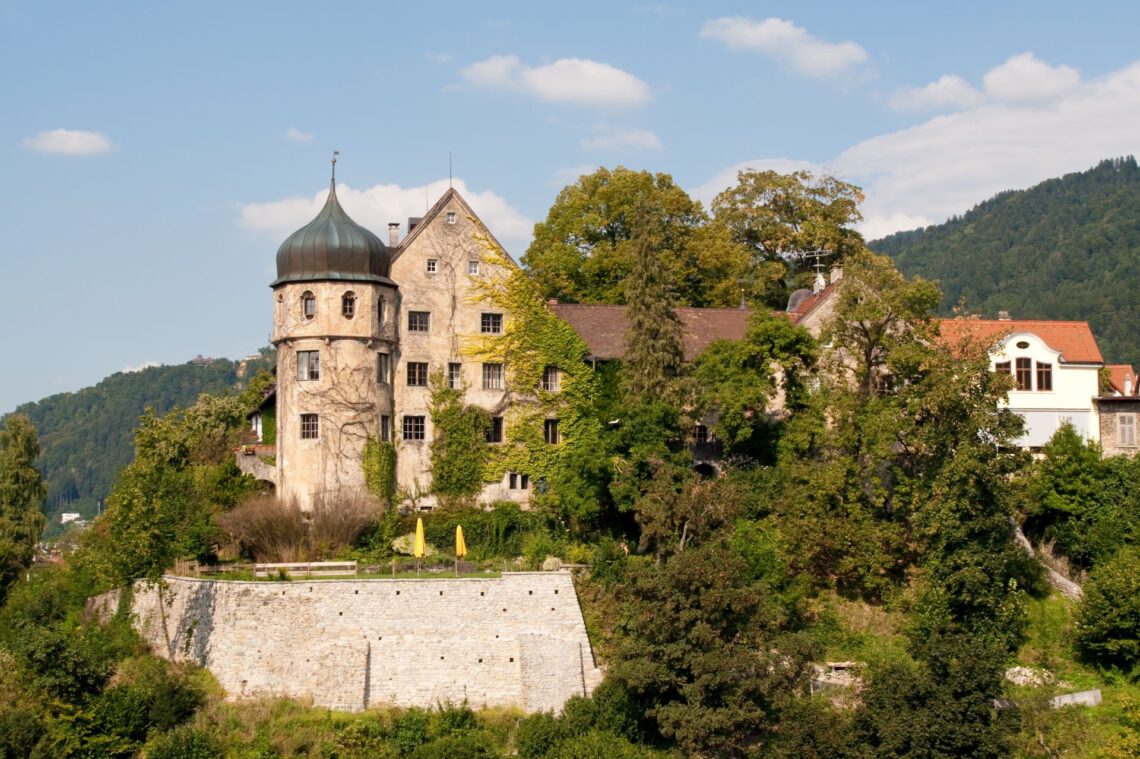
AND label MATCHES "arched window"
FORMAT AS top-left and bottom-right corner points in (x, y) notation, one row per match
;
(342, 291), (356, 319)
(301, 291), (316, 319)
